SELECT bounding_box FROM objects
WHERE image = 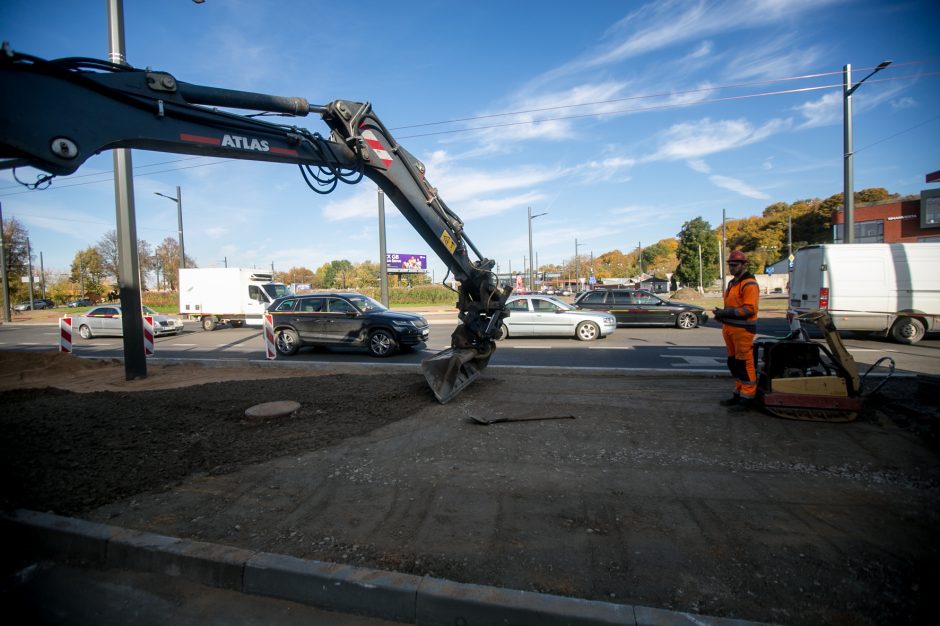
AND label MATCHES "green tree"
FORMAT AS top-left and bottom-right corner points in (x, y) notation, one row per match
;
(675, 217), (719, 288)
